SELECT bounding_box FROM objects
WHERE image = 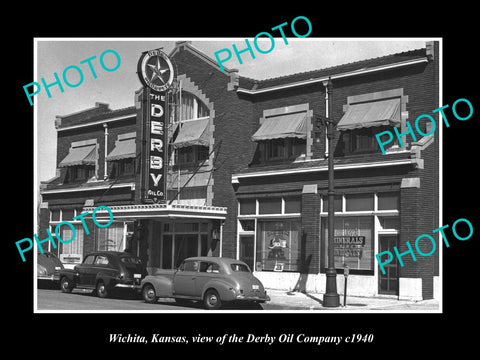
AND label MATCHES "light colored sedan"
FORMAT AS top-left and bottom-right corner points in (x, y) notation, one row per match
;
(140, 256), (270, 310)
